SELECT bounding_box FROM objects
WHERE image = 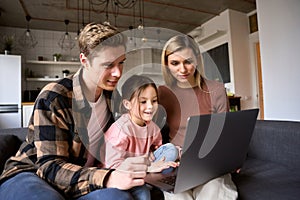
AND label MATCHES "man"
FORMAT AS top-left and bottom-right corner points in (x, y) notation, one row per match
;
(0, 23), (149, 200)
